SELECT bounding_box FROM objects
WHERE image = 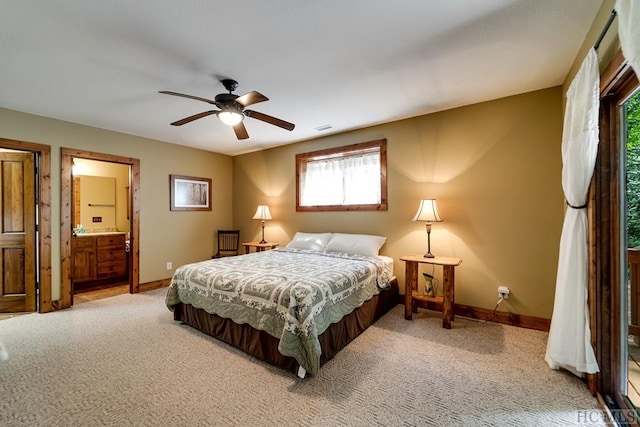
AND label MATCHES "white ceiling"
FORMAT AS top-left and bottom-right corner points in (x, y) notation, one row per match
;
(0, 0), (602, 156)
